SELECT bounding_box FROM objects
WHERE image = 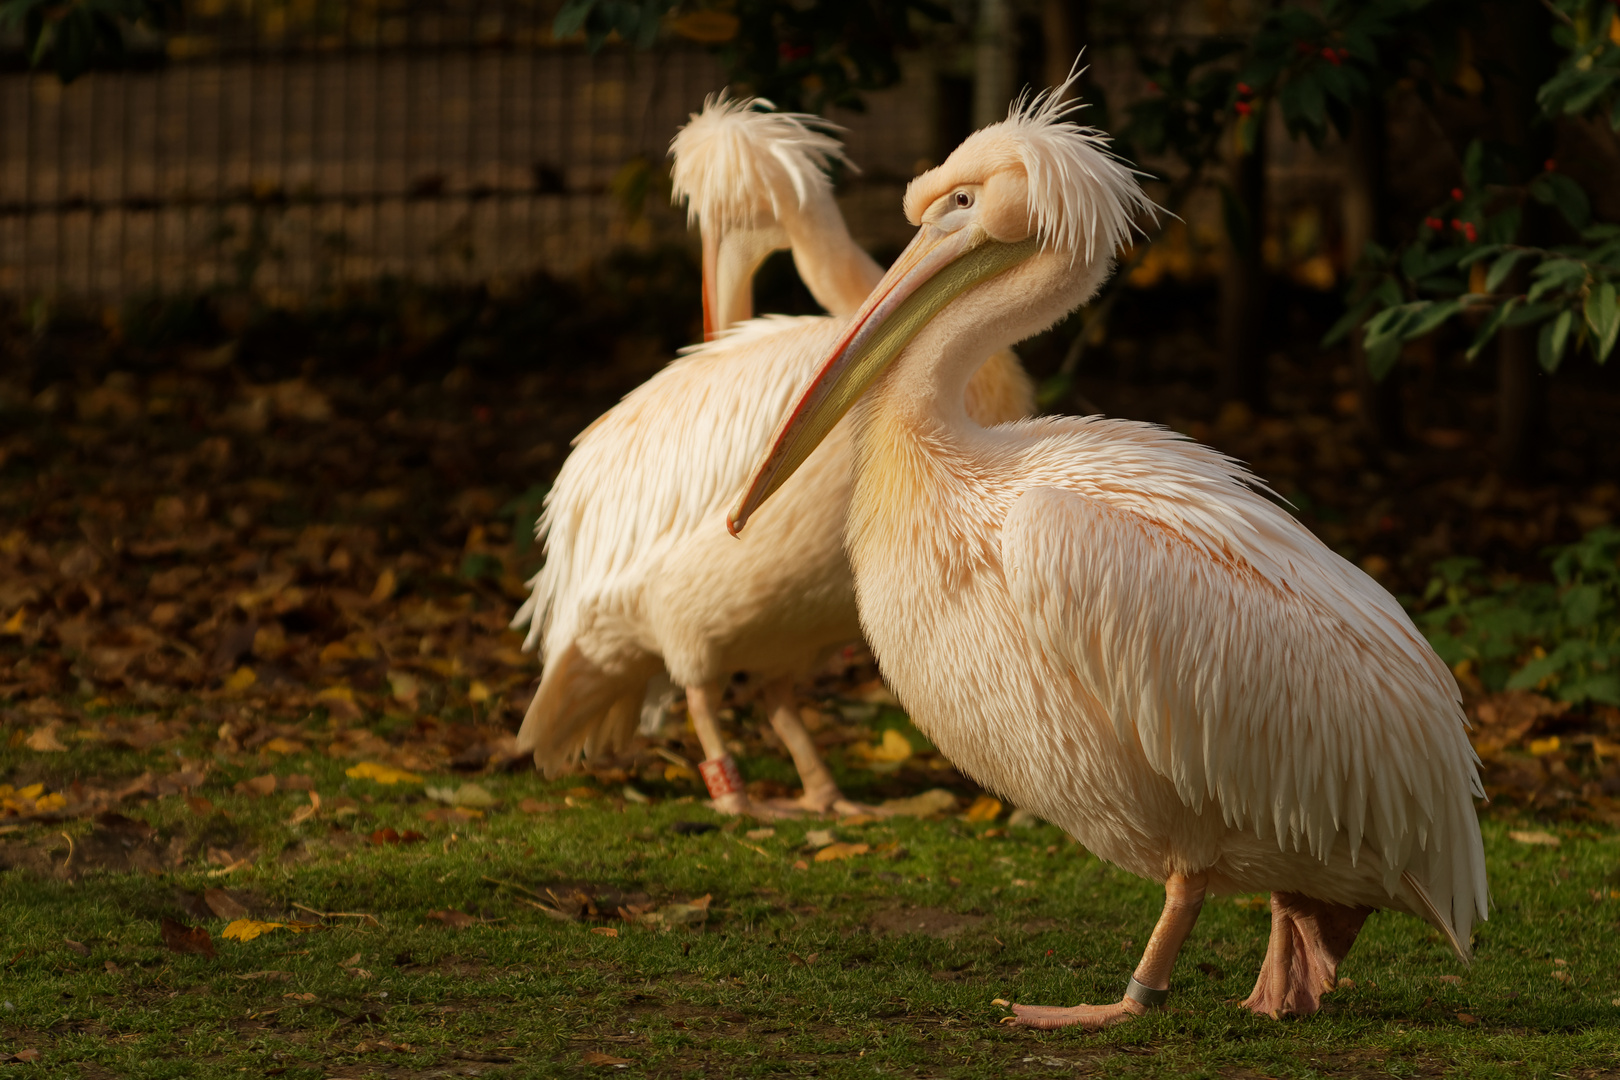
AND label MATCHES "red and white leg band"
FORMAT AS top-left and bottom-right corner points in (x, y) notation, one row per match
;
(699, 755), (745, 799)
